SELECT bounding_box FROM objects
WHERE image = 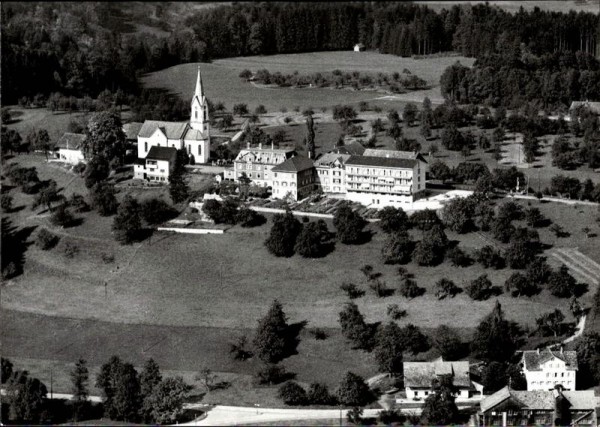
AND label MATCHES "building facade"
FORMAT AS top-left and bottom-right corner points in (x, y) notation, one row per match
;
(314, 152), (350, 194)
(521, 348), (578, 391)
(229, 144), (296, 187)
(402, 358), (476, 400)
(134, 66), (210, 182)
(271, 155), (316, 201)
(54, 132), (86, 165)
